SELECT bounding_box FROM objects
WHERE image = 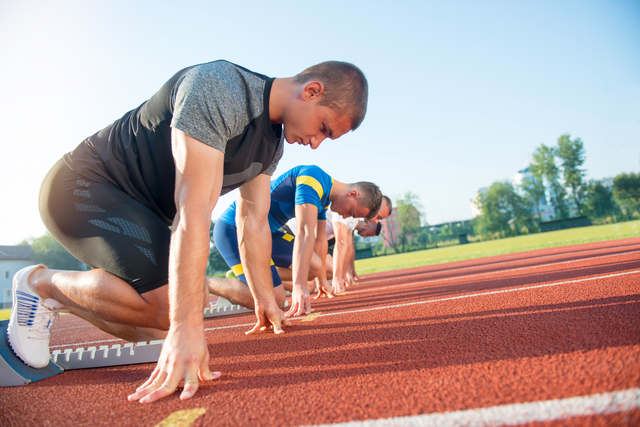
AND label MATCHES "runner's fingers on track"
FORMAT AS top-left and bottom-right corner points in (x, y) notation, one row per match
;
(323, 281), (335, 297)
(285, 297), (311, 317)
(141, 350), (217, 403)
(182, 358), (221, 400)
(131, 364), (166, 397)
(246, 311), (272, 334)
(246, 306), (290, 334)
(303, 295), (311, 315)
(135, 363), (163, 391)
(134, 351), (187, 403)
(143, 364), (194, 403)
(196, 347), (220, 382)
(128, 357), (172, 402)
(314, 284), (334, 299)
(130, 330), (217, 403)
(246, 322), (266, 334)
(269, 308), (291, 334)
(284, 300), (300, 317)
